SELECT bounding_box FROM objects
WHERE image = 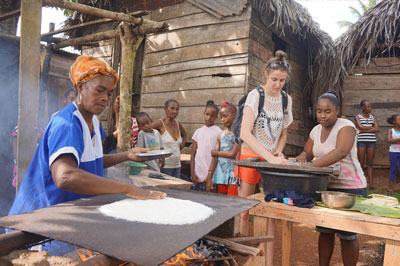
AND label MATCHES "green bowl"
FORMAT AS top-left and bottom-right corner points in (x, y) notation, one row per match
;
(130, 161), (147, 175)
